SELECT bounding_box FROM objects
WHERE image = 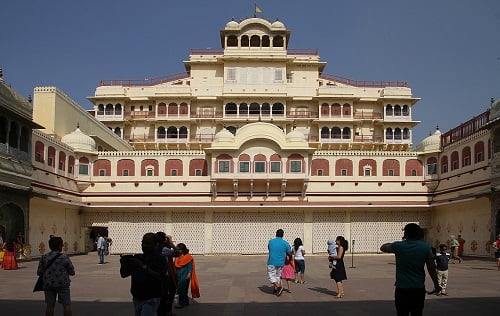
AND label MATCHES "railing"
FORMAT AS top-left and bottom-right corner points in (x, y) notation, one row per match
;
(442, 109), (490, 147)
(157, 113), (190, 118)
(190, 48), (224, 55)
(353, 111), (383, 120)
(320, 73), (408, 88)
(287, 111), (319, 118)
(124, 111), (156, 119)
(124, 136), (155, 143)
(353, 135), (384, 143)
(287, 48), (319, 56)
(99, 72), (190, 87)
(191, 111), (224, 118)
(190, 134), (215, 143)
